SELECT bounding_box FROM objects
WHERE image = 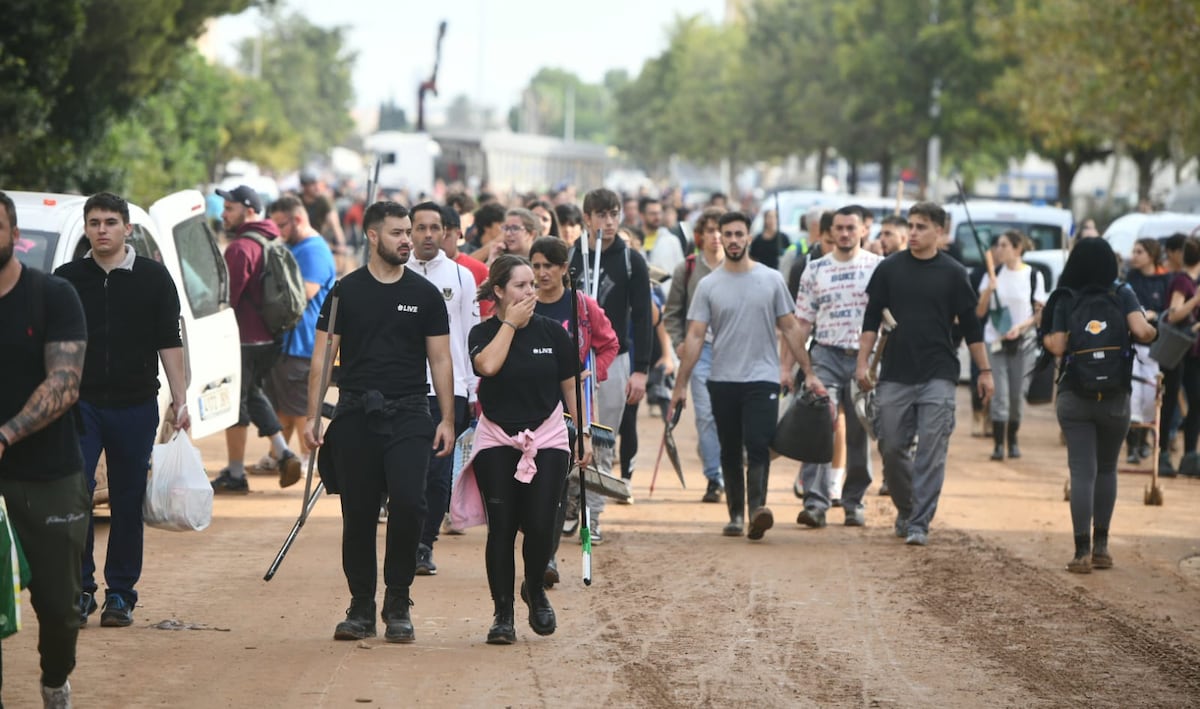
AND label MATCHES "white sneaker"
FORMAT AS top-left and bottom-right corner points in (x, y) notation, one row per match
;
(441, 513), (465, 536)
(42, 680), (72, 709)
